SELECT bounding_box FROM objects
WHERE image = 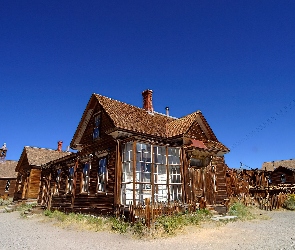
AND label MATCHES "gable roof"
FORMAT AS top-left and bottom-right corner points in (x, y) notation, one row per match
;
(16, 146), (72, 171)
(262, 159), (295, 171)
(166, 111), (217, 140)
(0, 160), (18, 178)
(71, 93), (229, 153)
